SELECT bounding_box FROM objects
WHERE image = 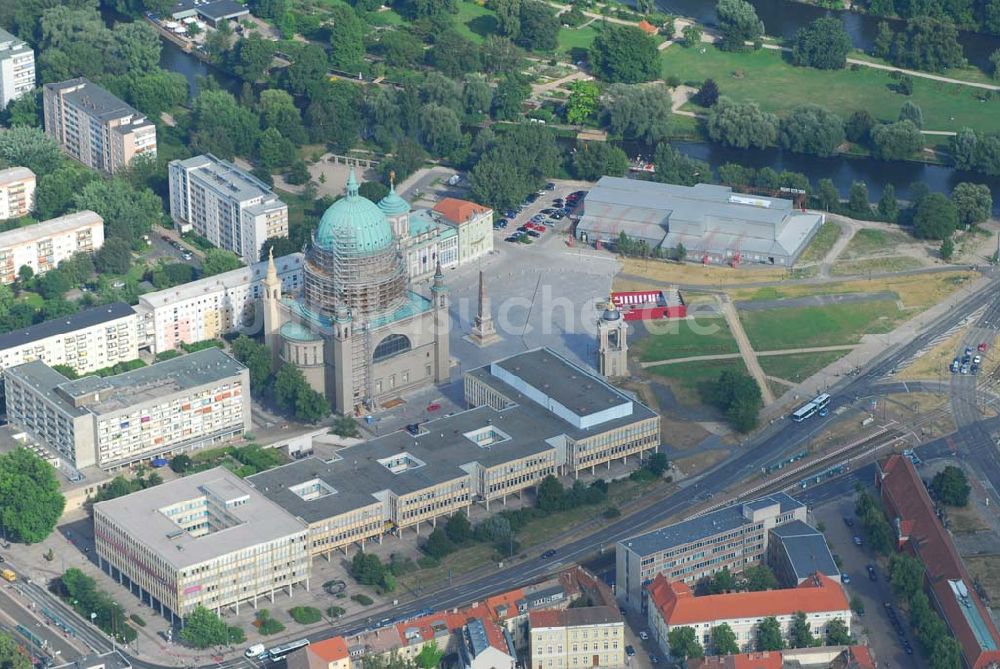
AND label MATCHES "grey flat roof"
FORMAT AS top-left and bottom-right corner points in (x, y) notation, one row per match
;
(0, 211), (102, 248)
(94, 467), (307, 570)
(0, 303), (134, 353)
(173, 154), (283, 206)
(5, 360), (90, 416)
(0, 166), (34, 185)
(172, 0), (250, 19)
(0, 28), (32, 57)
(770, 520), (839, 581)
(620, 493), (805, 557)
(45, 78), (145, 123)
(491, 348), (632, 419)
